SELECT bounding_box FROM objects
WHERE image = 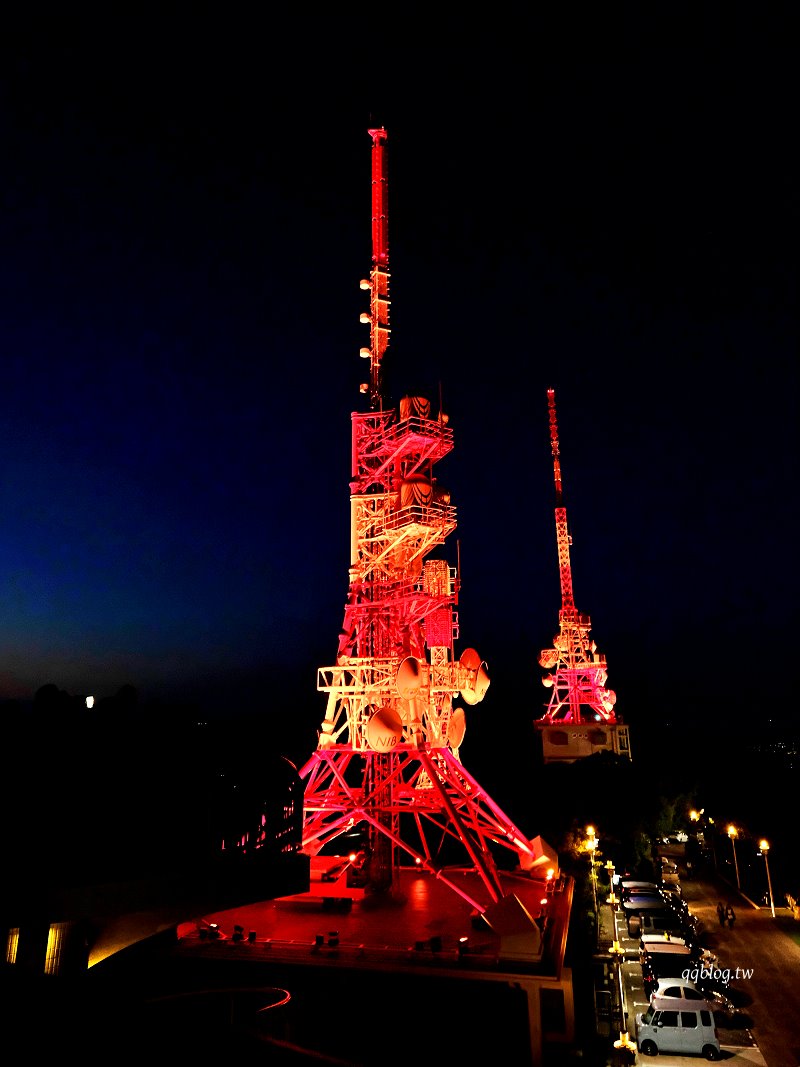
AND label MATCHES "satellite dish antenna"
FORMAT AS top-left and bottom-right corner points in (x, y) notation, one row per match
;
(396, 656), (422, 699)
(447, 707), (466, 749)
(473, 661), (490, 702)
(459, 647), (490, 705)
(601, 689), (617, 712)
(365, 704), (403, 751)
